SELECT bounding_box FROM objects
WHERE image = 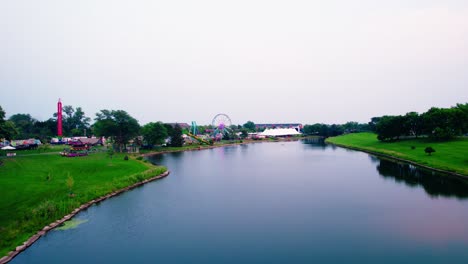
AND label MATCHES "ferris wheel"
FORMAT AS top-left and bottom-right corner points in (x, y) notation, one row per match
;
(211, 113), (232, 137)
